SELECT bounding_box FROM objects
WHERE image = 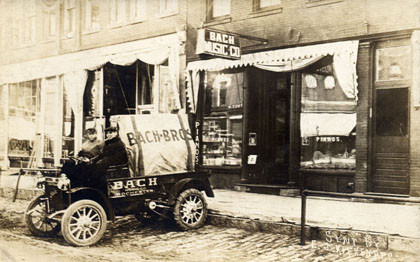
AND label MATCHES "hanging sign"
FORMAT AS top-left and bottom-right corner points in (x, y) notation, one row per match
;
(196, 29), (241, 59)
